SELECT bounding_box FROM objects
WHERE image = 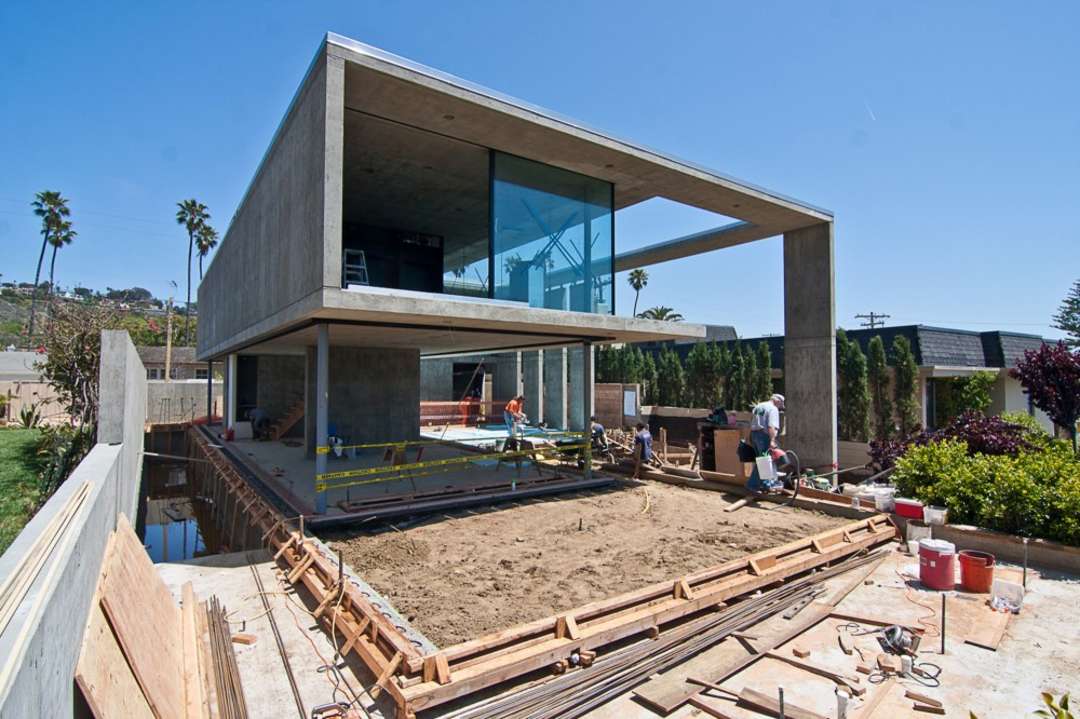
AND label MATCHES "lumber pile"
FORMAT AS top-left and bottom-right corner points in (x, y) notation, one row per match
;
(76, 515), (212, 719)
(441, 551), (887, 719)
